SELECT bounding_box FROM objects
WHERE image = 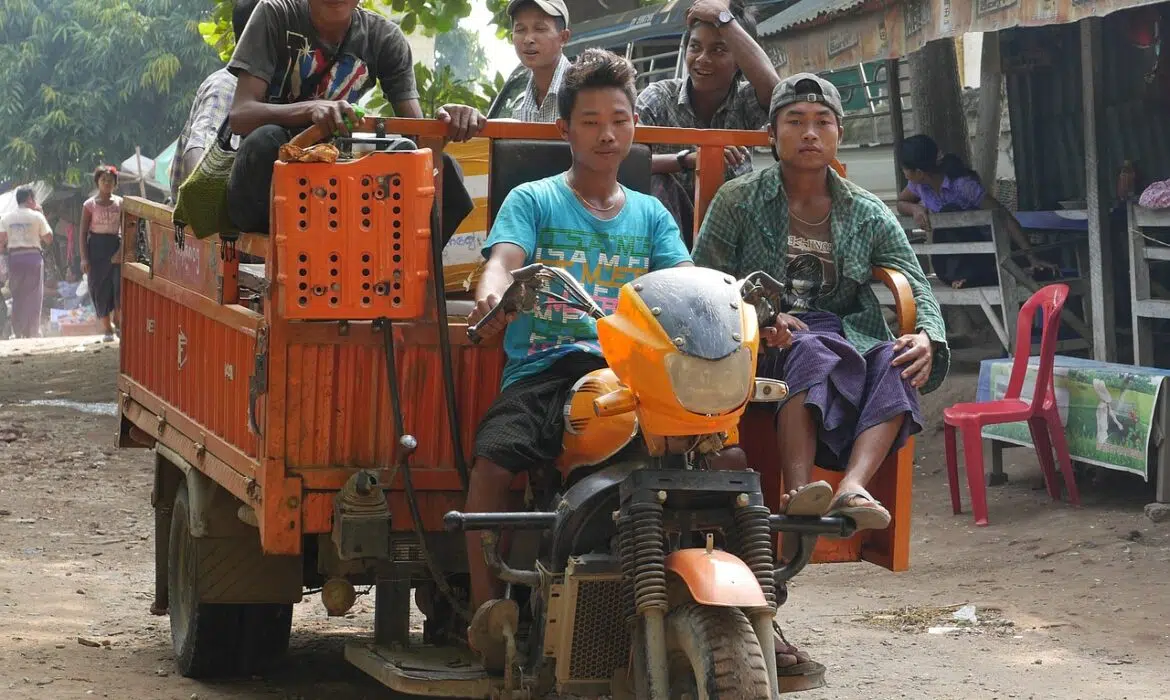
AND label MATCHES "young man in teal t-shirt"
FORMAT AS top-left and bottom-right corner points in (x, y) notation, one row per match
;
(463, 49), (692, 647)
